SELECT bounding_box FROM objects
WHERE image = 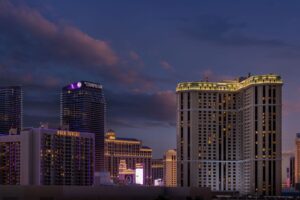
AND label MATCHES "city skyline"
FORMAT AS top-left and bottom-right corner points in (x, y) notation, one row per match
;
(2, 0), (300, 159)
